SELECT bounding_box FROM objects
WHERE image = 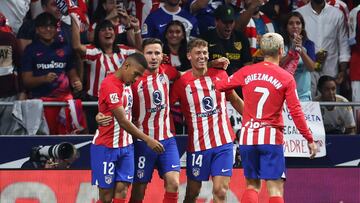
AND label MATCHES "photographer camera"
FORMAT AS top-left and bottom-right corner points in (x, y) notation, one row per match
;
(21, 142), (79, 169)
